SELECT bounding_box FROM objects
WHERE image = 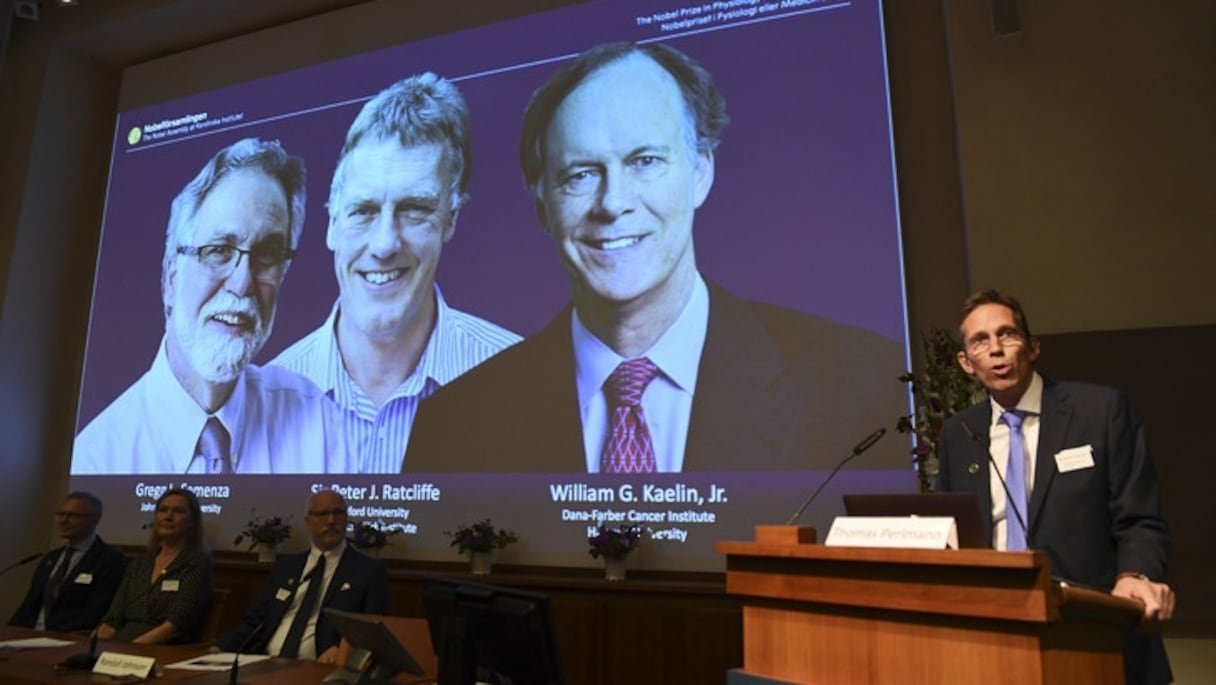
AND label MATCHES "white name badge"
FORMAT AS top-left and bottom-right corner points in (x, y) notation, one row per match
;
(275, 588), (291, 602)
(161, 579), (180, 592)
(74, 572), (94, 585)
(1055, 444), (1095, 472)
(825, 516), (959, 550)
(94, 651), (156, 679)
